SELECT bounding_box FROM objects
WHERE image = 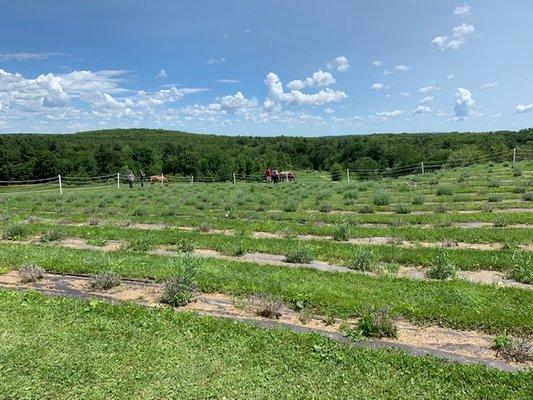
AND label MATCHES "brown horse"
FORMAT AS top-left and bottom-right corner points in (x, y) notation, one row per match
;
(150, 175), (170, 185)
(278, 171), (297, 182)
